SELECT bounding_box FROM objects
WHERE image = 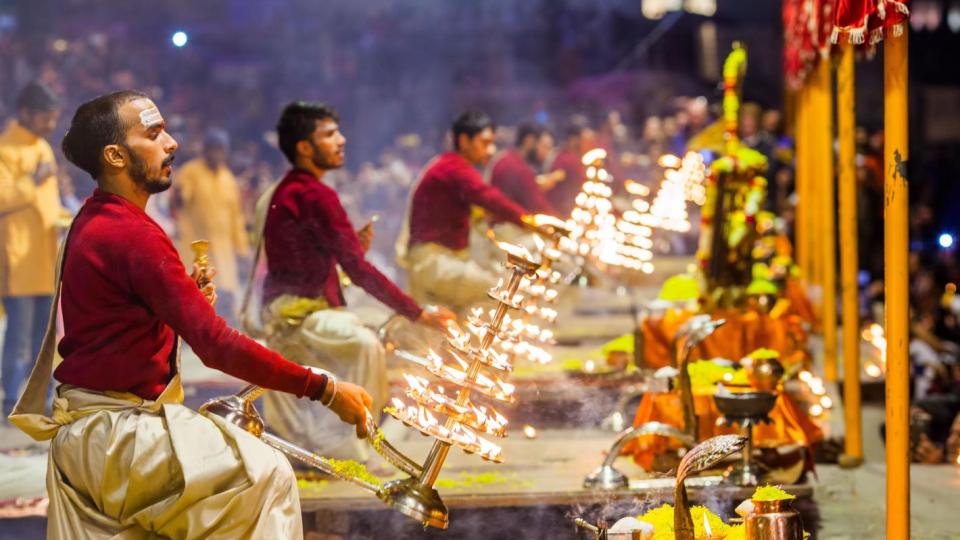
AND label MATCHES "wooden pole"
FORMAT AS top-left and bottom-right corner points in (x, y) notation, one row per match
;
(837, 42), (863, 465)
(795, 84), (810, 284)
(884, 31), (910, 539)
(816, 58), (839, 382)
